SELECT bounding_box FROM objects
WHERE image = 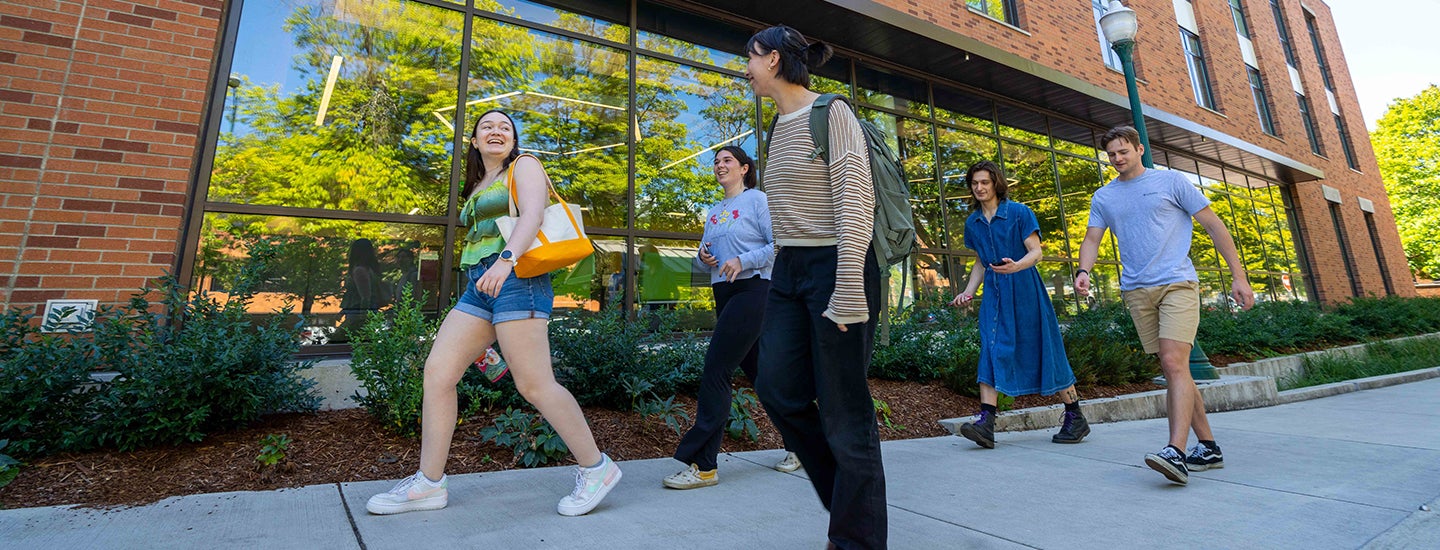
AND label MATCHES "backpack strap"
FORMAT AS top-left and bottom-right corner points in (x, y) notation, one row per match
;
(807, 93), (844, 164)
